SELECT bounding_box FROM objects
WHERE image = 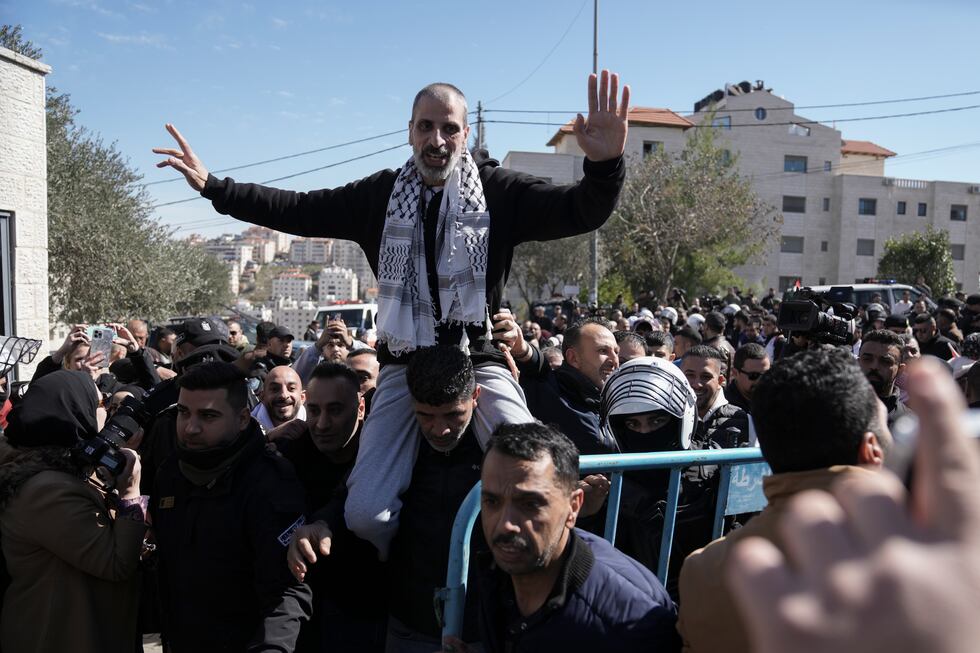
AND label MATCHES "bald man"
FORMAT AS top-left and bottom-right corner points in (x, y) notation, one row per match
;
(251, 366), (306, 431)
